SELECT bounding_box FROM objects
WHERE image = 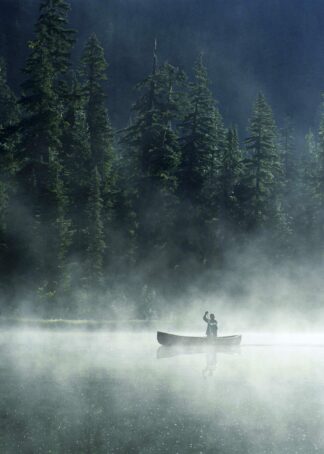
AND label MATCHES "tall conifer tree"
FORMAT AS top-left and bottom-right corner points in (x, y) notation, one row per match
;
(86, 166), (106, 286)
(218, 127), (243, 225)
(178, 57), (225, 264)
(123, 43), (185, 264)
(243, 93), (282, 231)
(80, 34), (113, 281)
(278, 117), (298, 243)
(0, 59), (20, 231)
(62, 76), (91, 263)
(19, 0), (75, 292)
(180, 57), (225, 203)
(0, 59), (20, 290)
(81, 34), (113, 183)
(293, 129), (318, 251)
